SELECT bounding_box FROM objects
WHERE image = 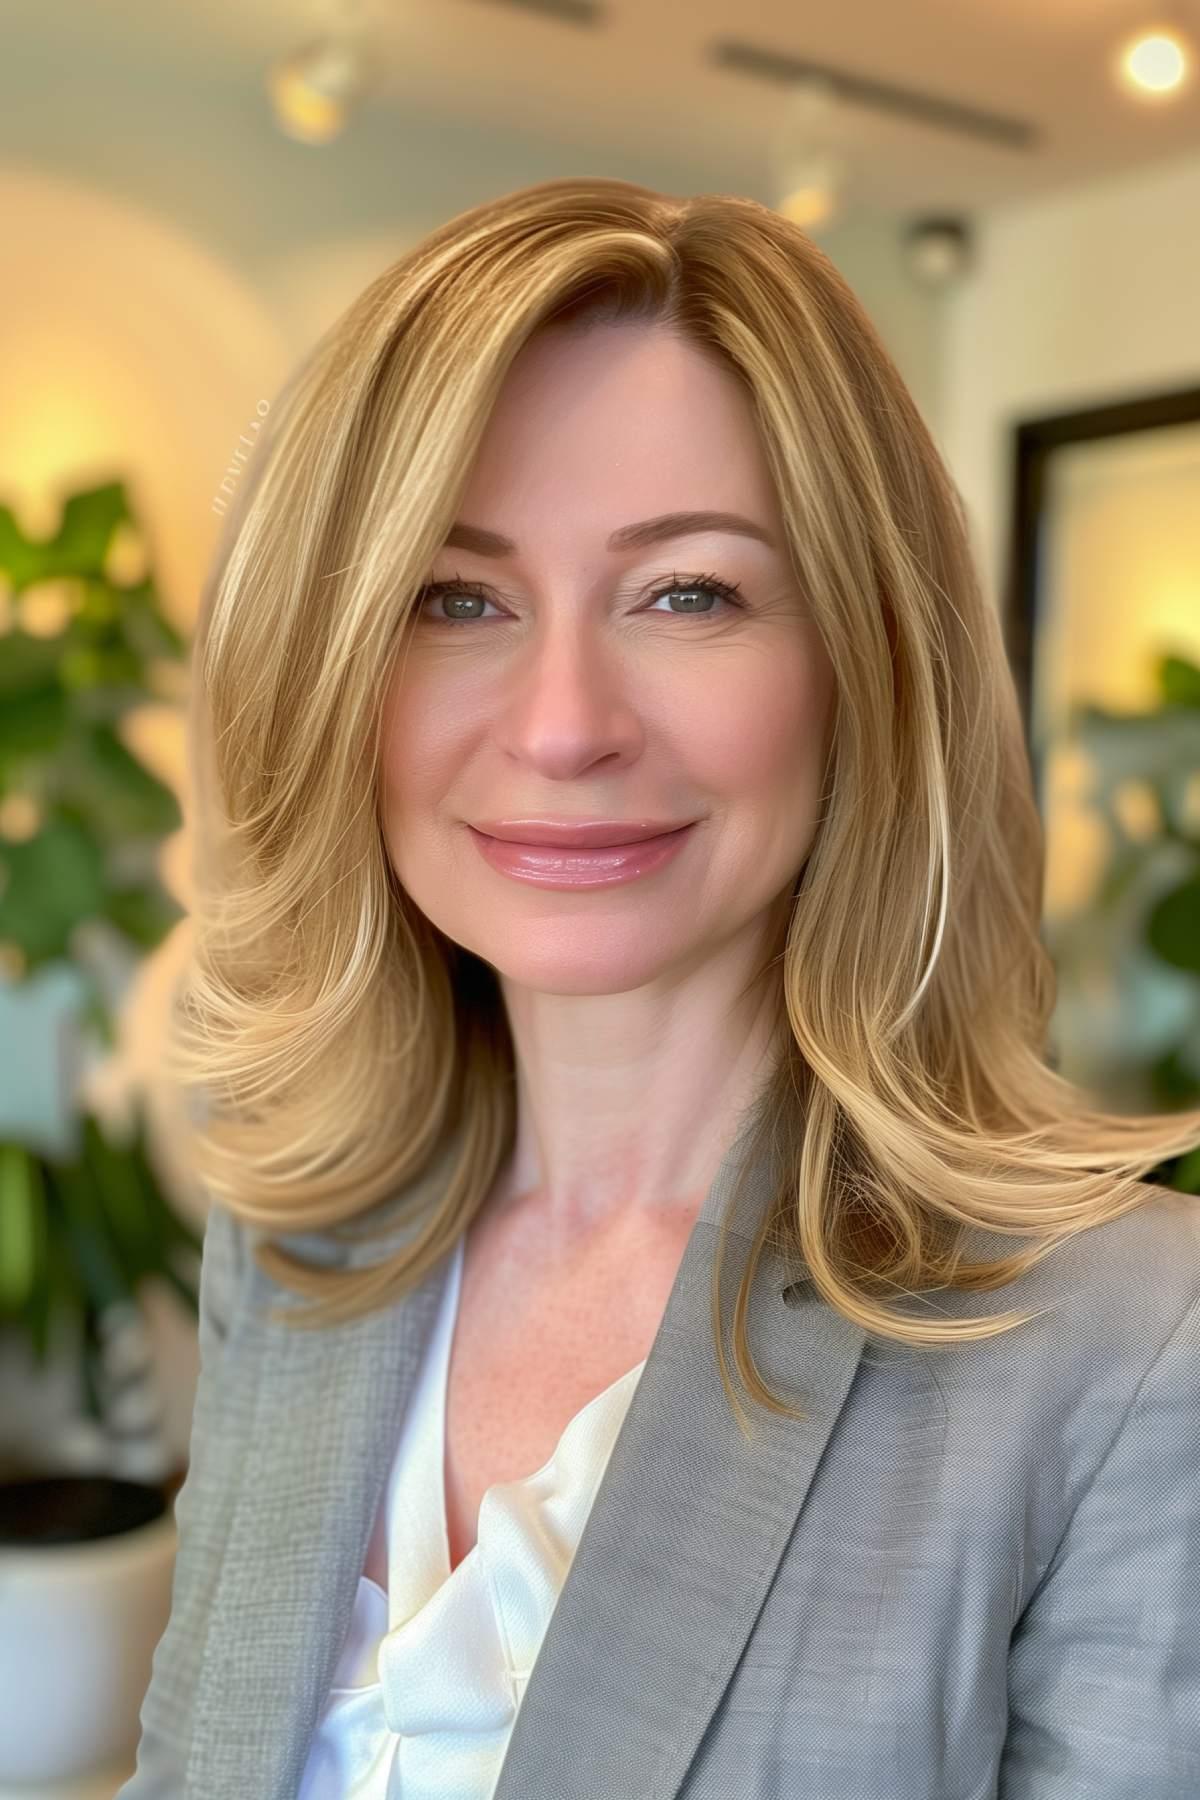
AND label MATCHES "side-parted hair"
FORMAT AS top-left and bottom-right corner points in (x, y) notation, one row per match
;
(170, 175), (1200, 1437)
